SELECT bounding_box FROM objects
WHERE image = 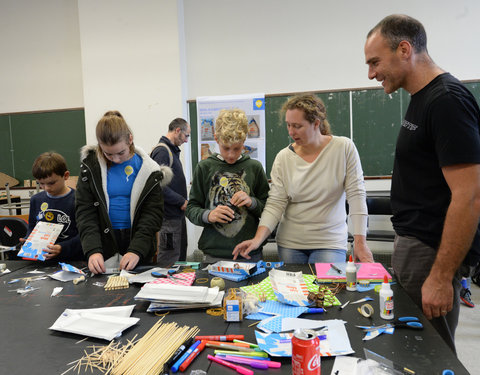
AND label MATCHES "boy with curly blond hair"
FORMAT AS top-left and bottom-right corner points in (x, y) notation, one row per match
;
(186, 109), (269, 261)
